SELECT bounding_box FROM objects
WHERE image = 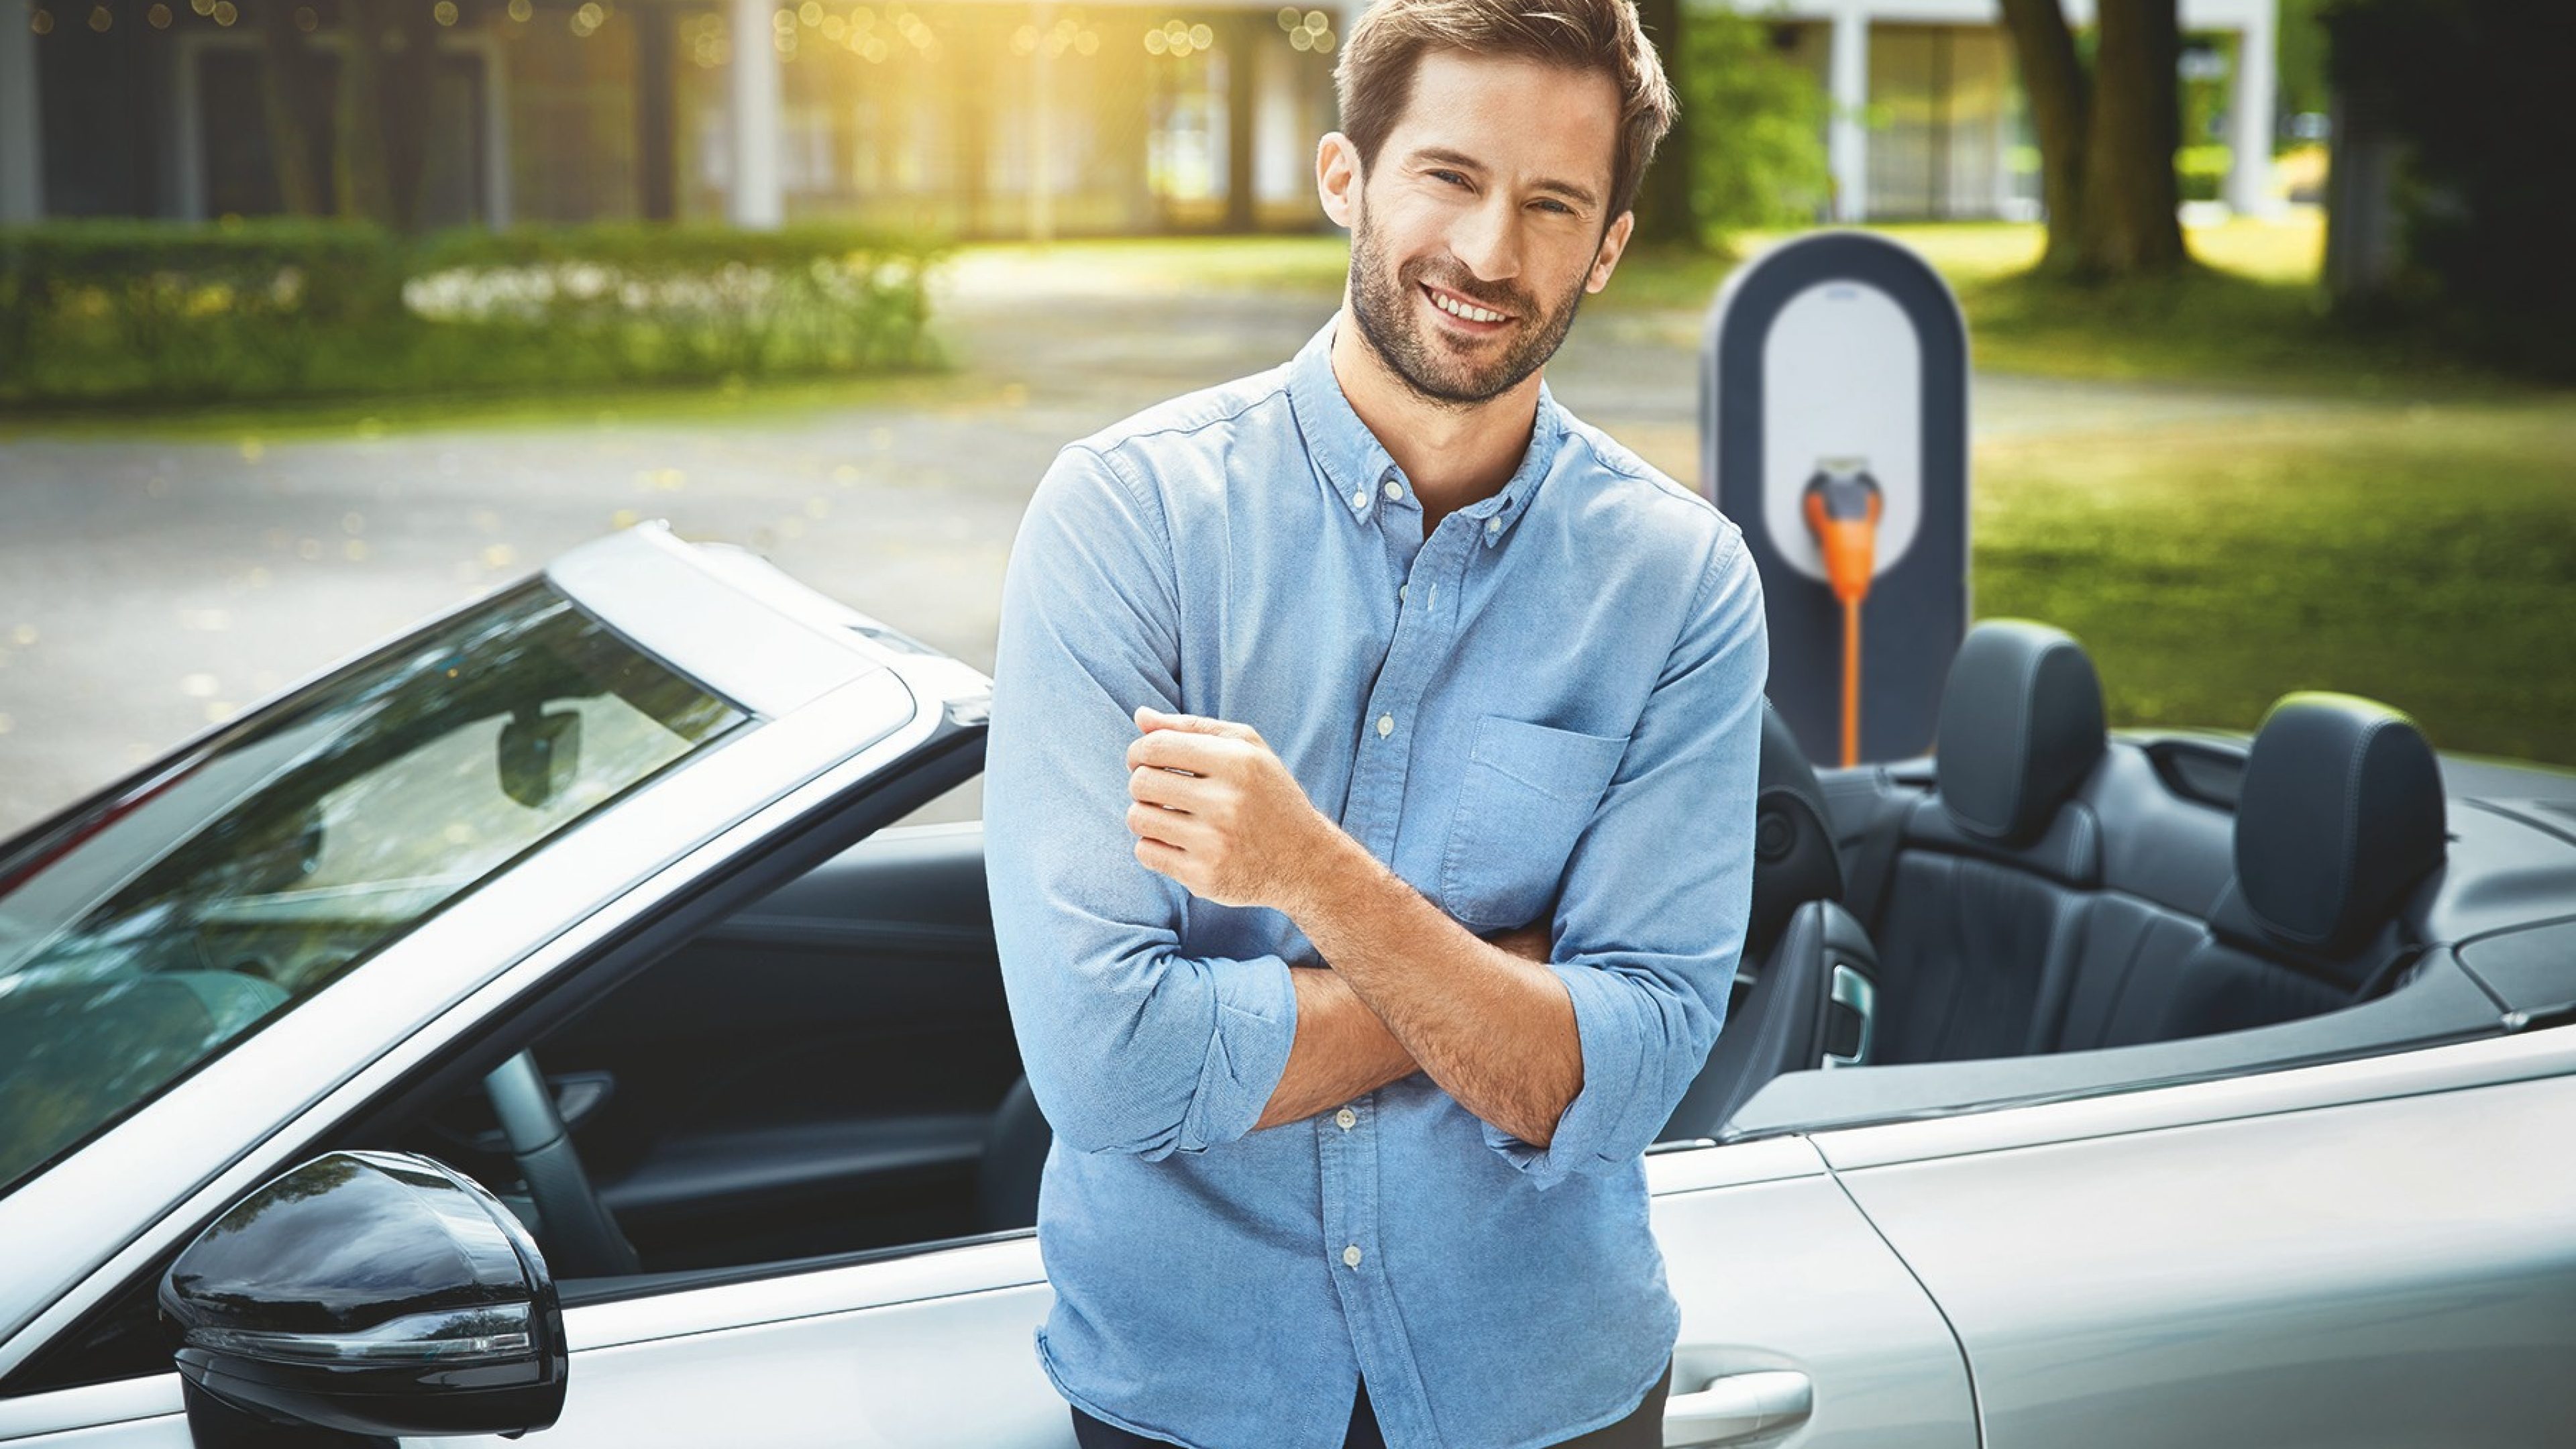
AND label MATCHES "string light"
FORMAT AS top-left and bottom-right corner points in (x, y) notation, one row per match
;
(1281, 6), (1334, 52)
(1146, 17), (1208, 57)
(433, 0), (457, 23)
